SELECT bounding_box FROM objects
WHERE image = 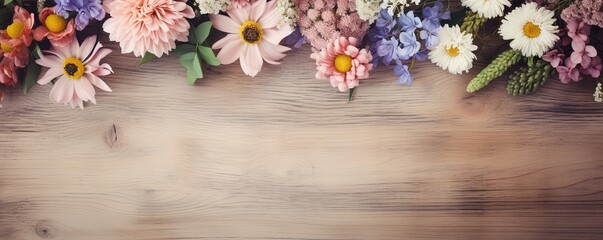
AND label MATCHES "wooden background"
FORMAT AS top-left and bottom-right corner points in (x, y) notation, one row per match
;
(1, 34), (603, 239)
